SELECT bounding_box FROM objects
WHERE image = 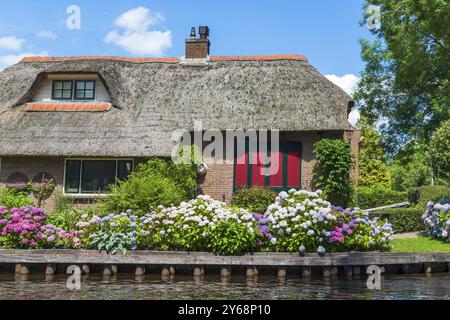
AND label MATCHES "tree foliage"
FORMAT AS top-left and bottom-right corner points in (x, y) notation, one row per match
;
(313, 139), (354, 207)
(357, 117), (392, 187)
(355, 0), (450, 153)
(428, 119), (450, 180)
